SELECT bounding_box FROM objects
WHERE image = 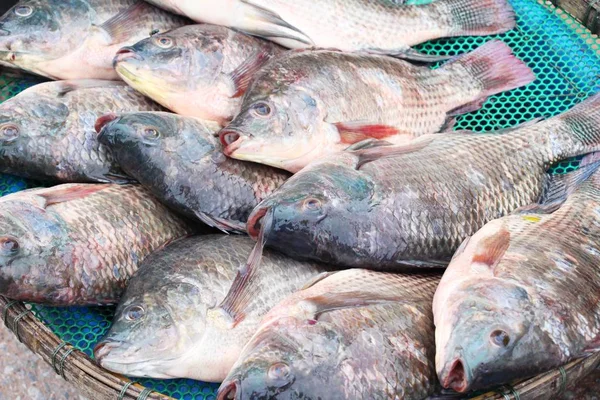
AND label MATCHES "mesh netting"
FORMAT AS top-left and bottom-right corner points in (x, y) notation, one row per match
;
(0, 1), (598, 399)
